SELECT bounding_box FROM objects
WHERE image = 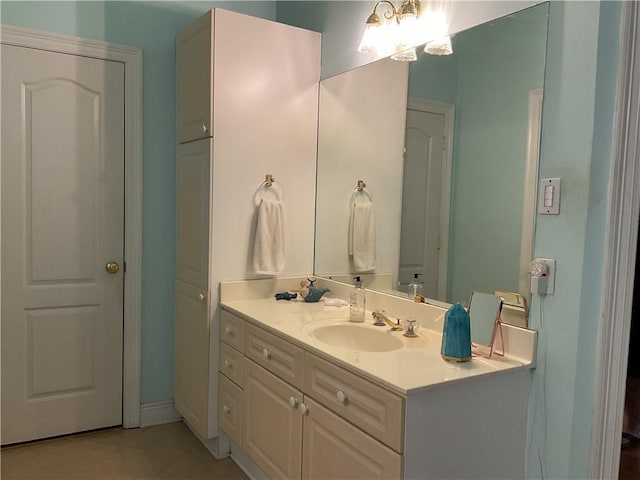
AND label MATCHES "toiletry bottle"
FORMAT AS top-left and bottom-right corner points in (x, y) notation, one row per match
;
(440, 303), (472, 362)
(349, 276), (365, 323)
(407, 273), (423, 300)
